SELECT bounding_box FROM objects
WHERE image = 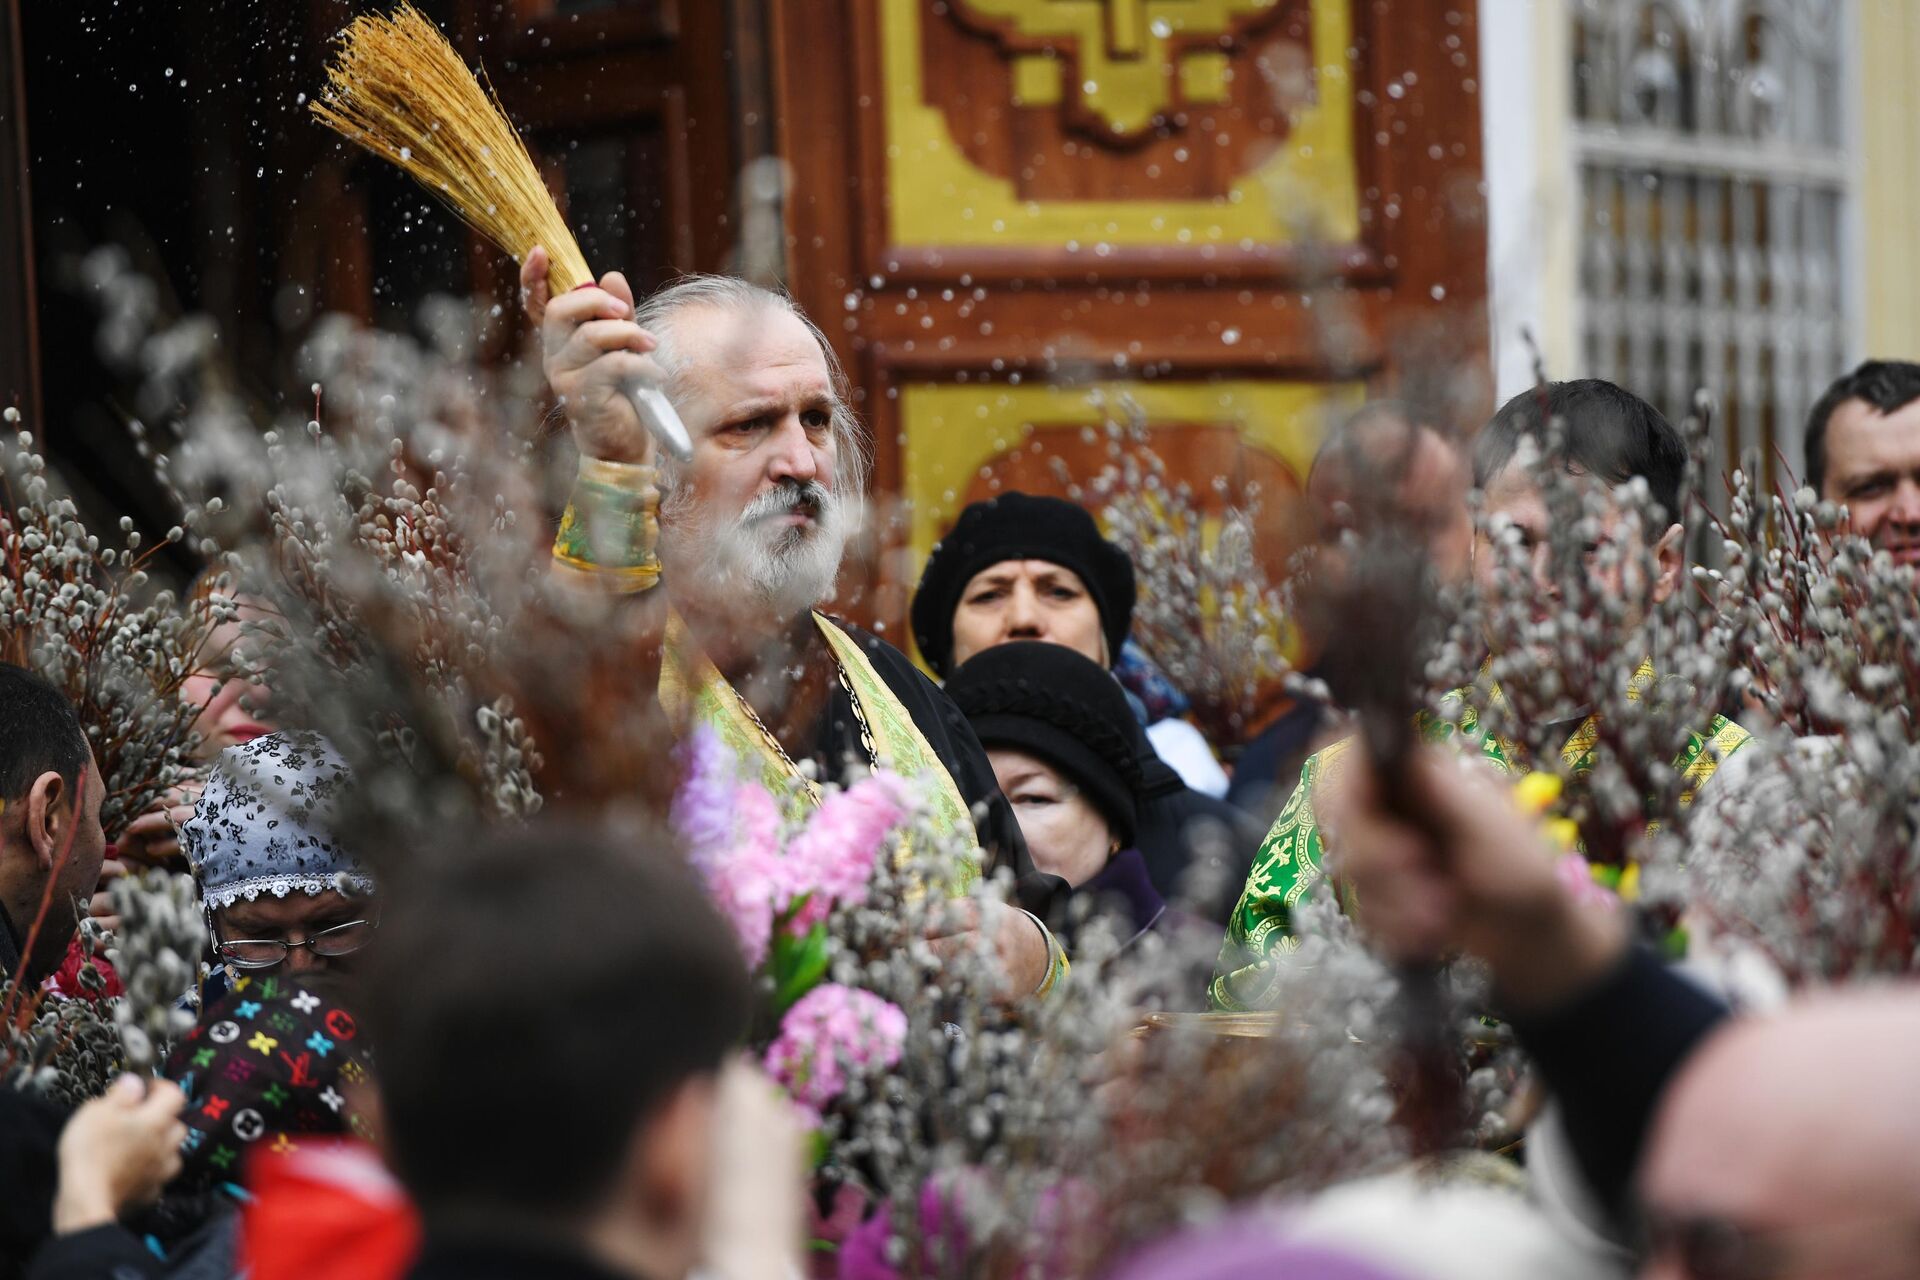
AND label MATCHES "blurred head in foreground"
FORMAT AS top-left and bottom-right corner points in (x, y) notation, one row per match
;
(362, 821), (750, 1277)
